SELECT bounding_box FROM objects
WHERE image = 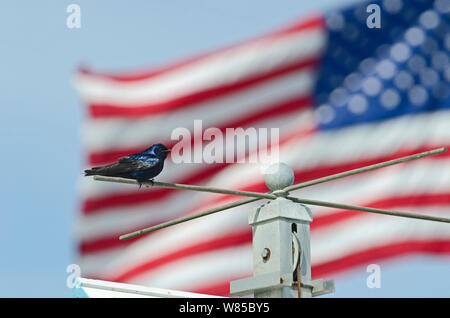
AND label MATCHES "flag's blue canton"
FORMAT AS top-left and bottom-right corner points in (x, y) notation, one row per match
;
(315, 0), (450, 130)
